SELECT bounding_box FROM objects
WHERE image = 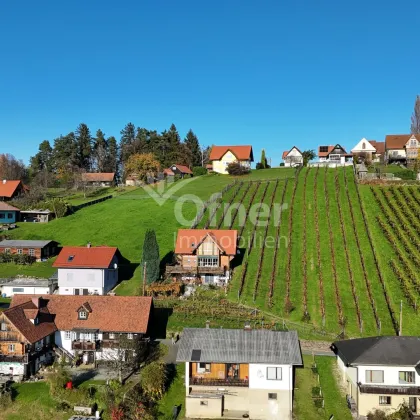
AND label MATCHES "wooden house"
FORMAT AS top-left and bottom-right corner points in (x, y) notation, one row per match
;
(0, 180), (26, 201)
(81, 172), (115, 187)
(0, 202), (19, 224)
(166, 164), (193, 178)
(0, 240), (58, 261)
